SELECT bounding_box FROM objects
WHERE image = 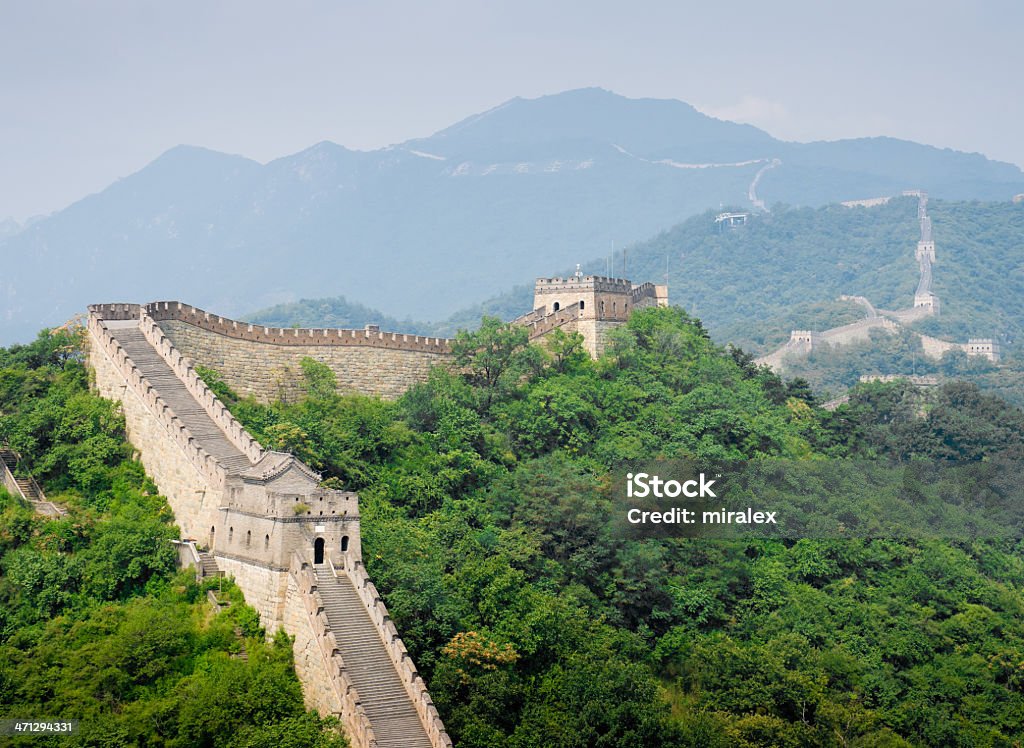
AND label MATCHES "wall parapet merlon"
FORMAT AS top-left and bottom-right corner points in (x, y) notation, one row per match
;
(137, 309), (265, 464)
(88, 303), (141, 321)
(87, 312), (230, 490)
(534, 275), (633, 293)
(347, 560), (454, 748)
(290, 553), (380, 748)
(144, 301), (452, 353)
